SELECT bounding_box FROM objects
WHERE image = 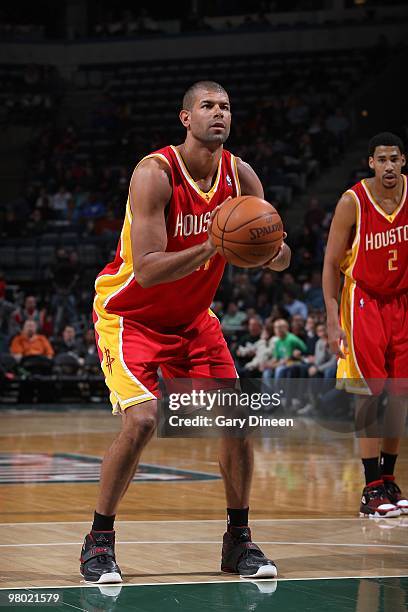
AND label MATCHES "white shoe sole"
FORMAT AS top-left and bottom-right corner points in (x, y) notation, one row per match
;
(359, 509), (401, 518)
(240, 565), (278, 579)
(84, 572), (123, 584)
